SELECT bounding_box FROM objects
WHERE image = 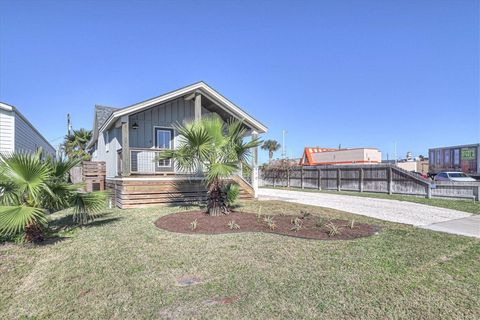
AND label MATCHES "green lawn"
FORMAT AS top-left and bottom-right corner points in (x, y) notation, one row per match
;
(262, 186), (480, 214)
(1, 200), (479, 319)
